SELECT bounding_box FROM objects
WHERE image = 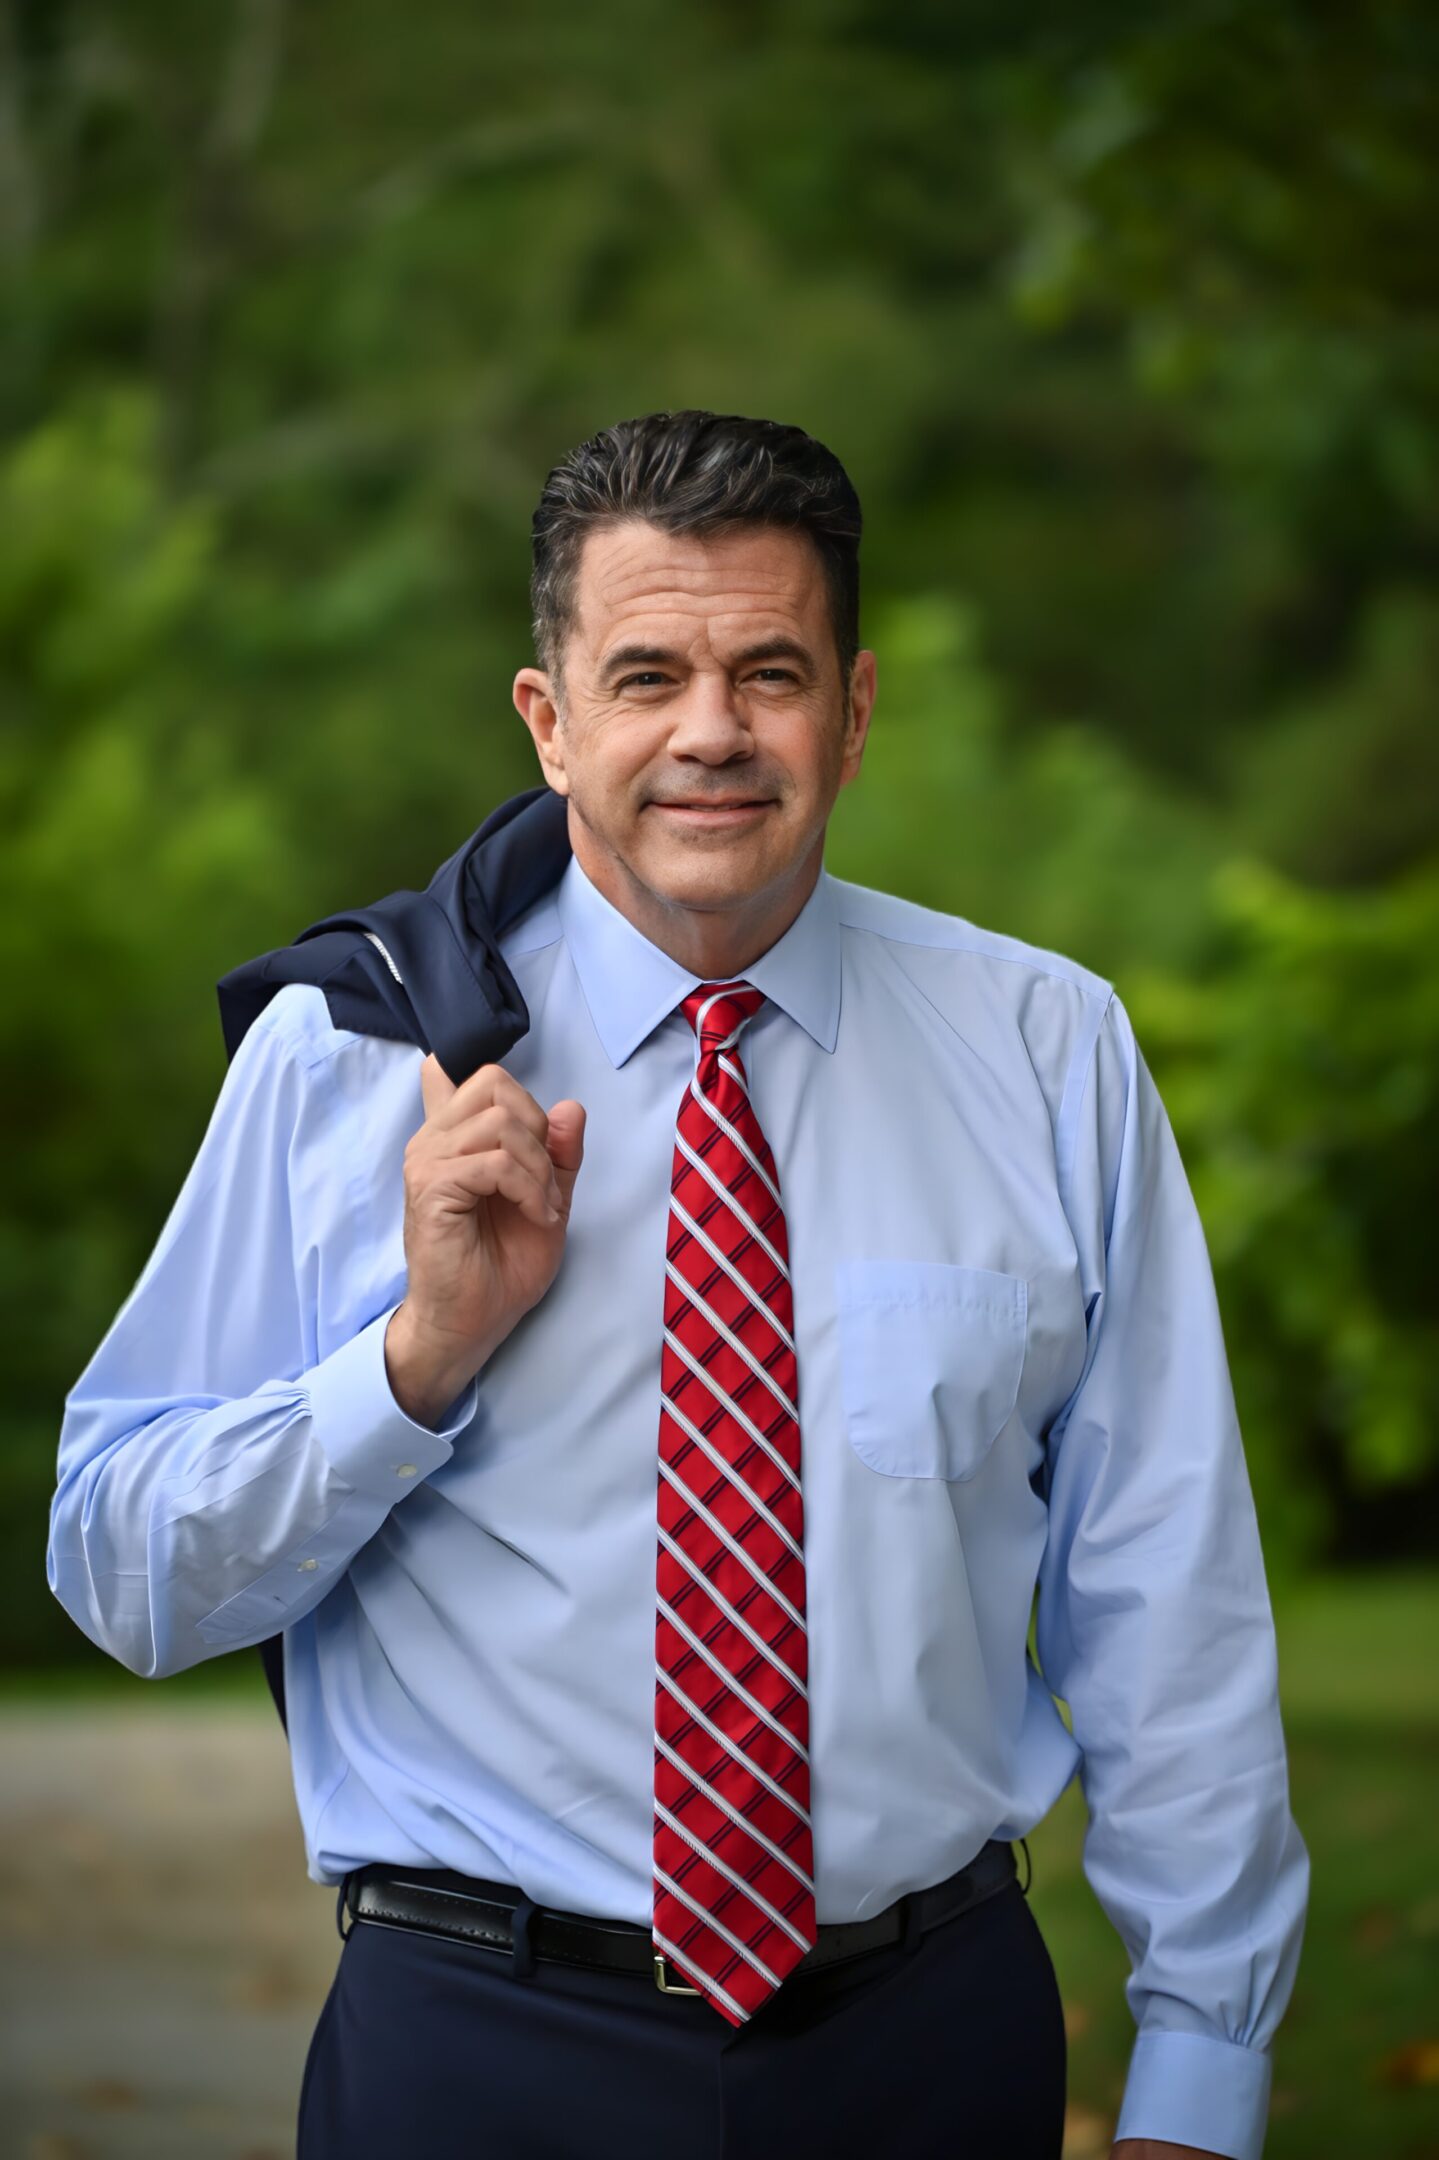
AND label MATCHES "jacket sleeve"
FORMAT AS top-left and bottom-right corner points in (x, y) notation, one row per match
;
(1036, 989), (1310, 2160)
(46, 1006), (478, 1680)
